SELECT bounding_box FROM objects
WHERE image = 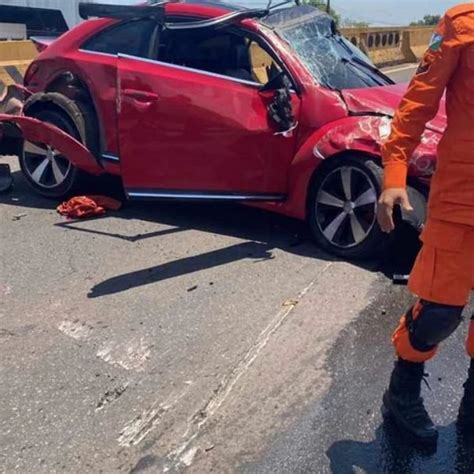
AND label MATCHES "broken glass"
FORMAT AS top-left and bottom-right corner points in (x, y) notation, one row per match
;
(276, 13), (392, 90)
